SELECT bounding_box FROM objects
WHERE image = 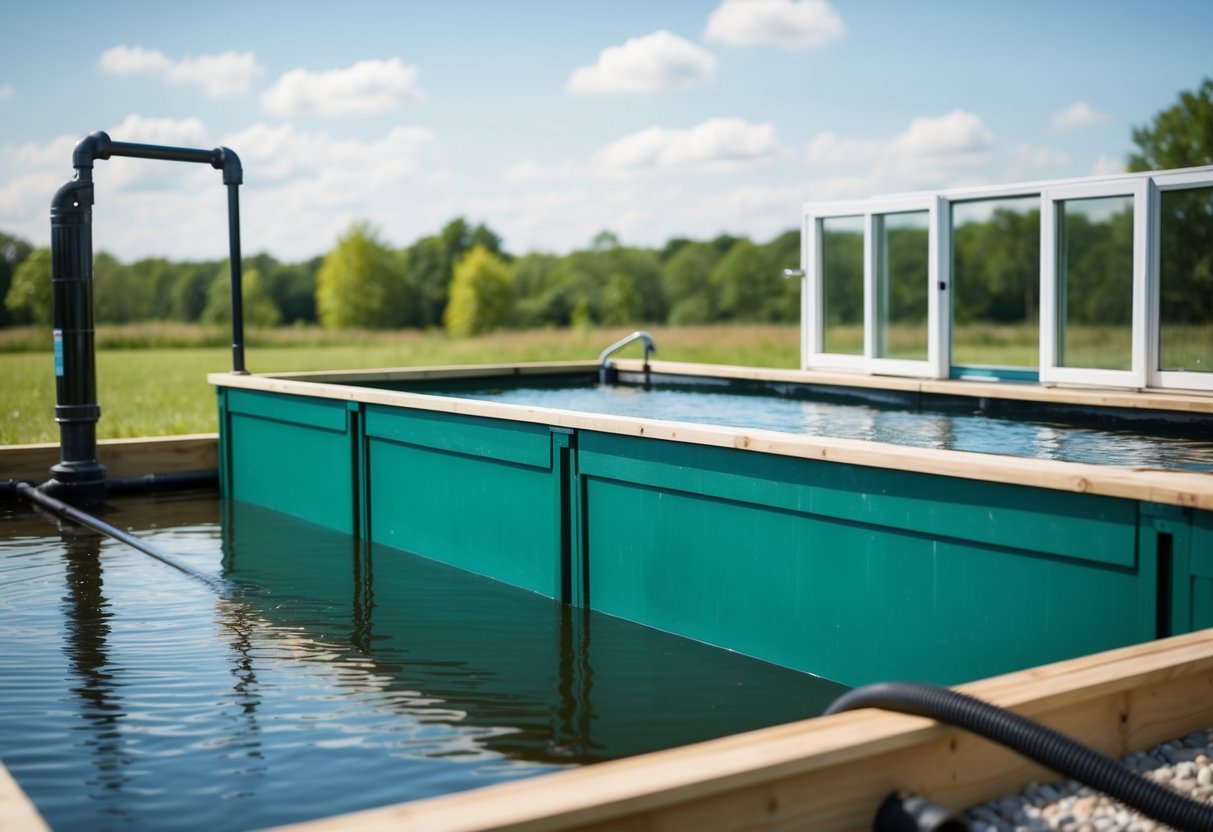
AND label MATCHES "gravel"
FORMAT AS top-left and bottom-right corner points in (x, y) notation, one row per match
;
(962, 728), (1213, 832)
